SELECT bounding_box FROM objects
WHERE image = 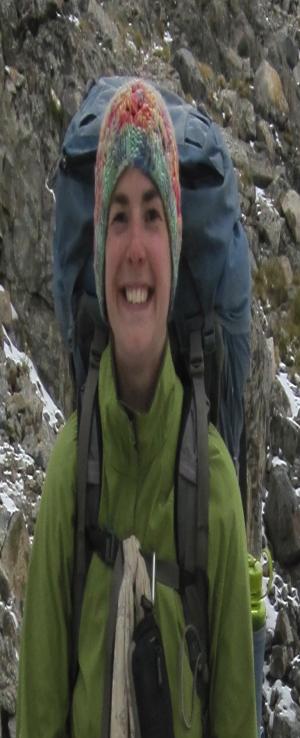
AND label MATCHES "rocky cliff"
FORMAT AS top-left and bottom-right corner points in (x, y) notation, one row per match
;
(1, 0), (300, 736)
